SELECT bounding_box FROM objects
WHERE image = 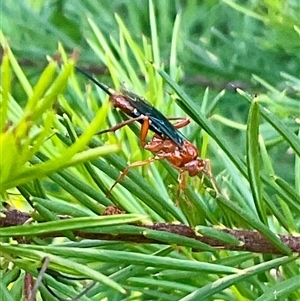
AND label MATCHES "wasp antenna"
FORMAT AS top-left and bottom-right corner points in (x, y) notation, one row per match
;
(75, 66), (114, 96)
